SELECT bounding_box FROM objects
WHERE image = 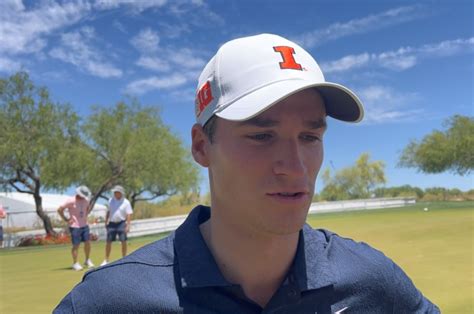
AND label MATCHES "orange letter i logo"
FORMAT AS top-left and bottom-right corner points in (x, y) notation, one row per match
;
(273, 46), (303, 70)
